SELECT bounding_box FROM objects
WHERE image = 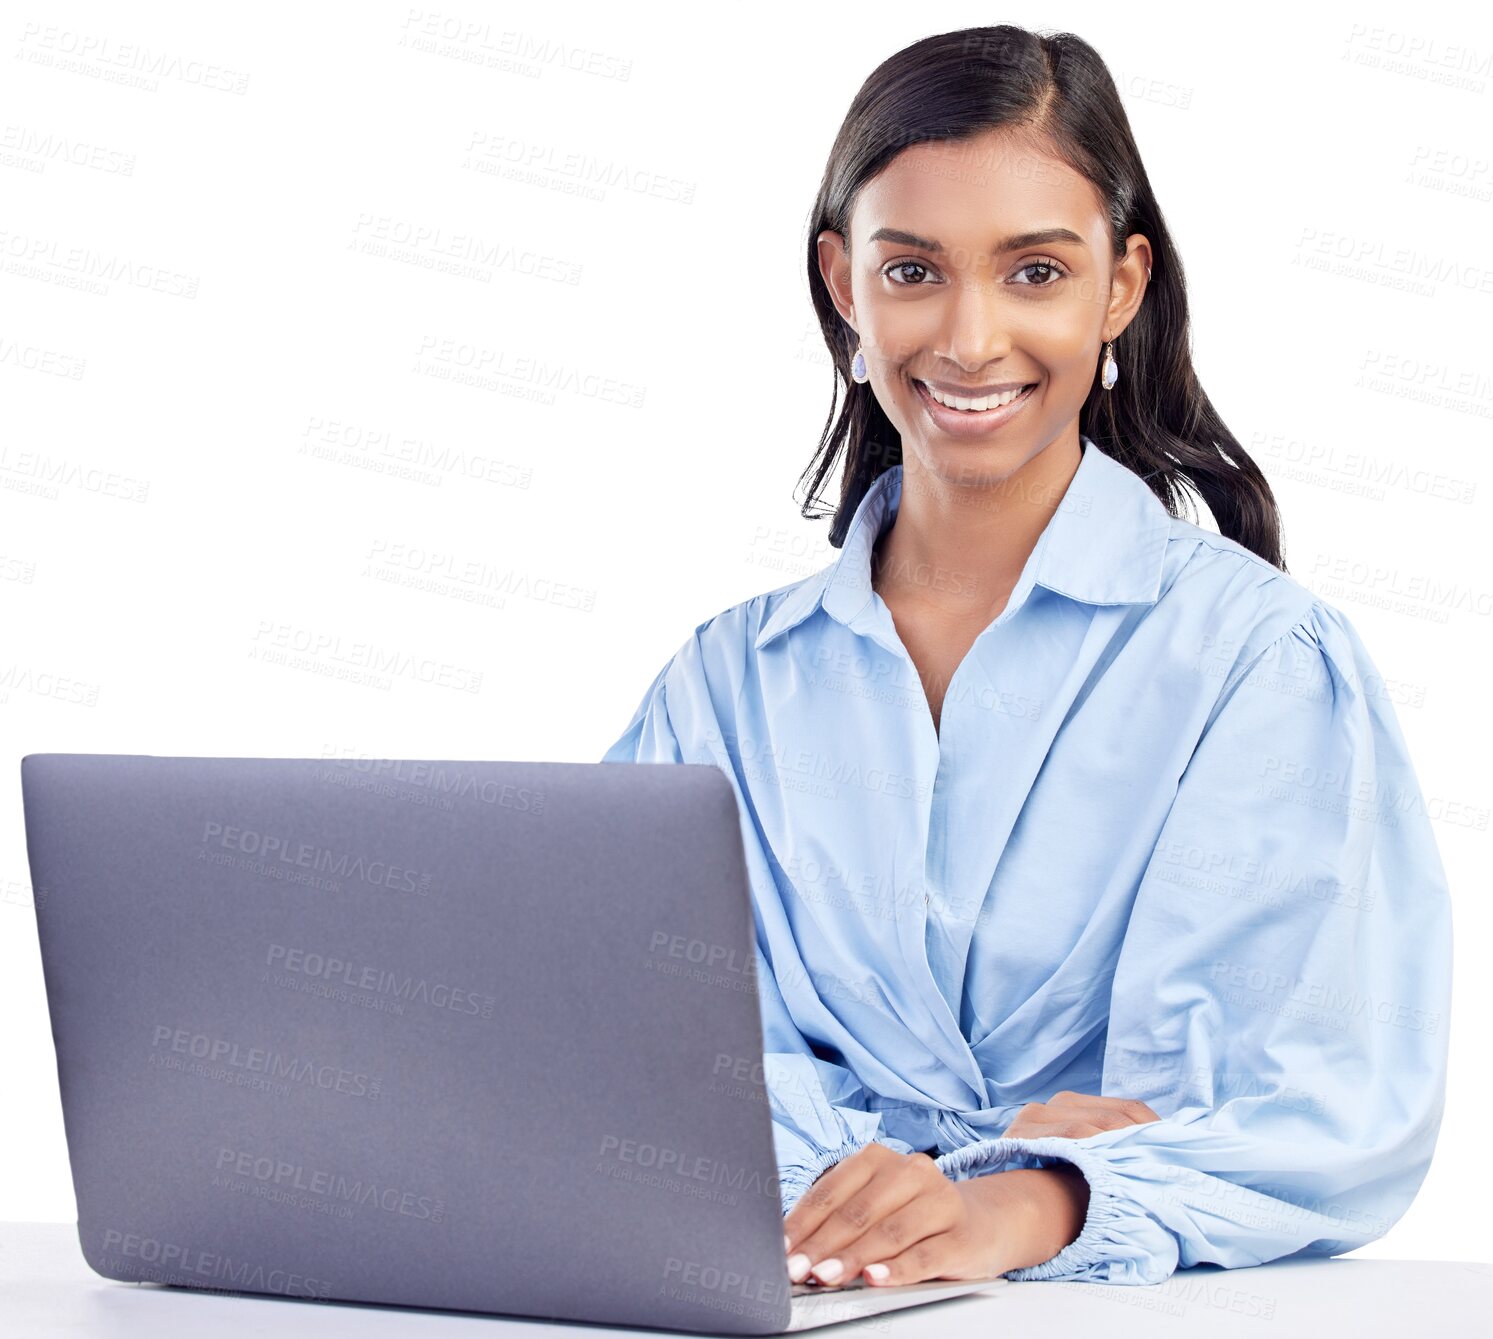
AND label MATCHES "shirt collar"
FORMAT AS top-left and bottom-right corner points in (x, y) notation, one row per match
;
(754, 436), (1172, 651)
